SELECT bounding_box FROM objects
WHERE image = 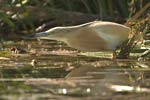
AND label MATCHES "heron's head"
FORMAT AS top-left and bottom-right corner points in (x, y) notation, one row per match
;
(24, 27), (70, 41)
(23, 32), (49, 39)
